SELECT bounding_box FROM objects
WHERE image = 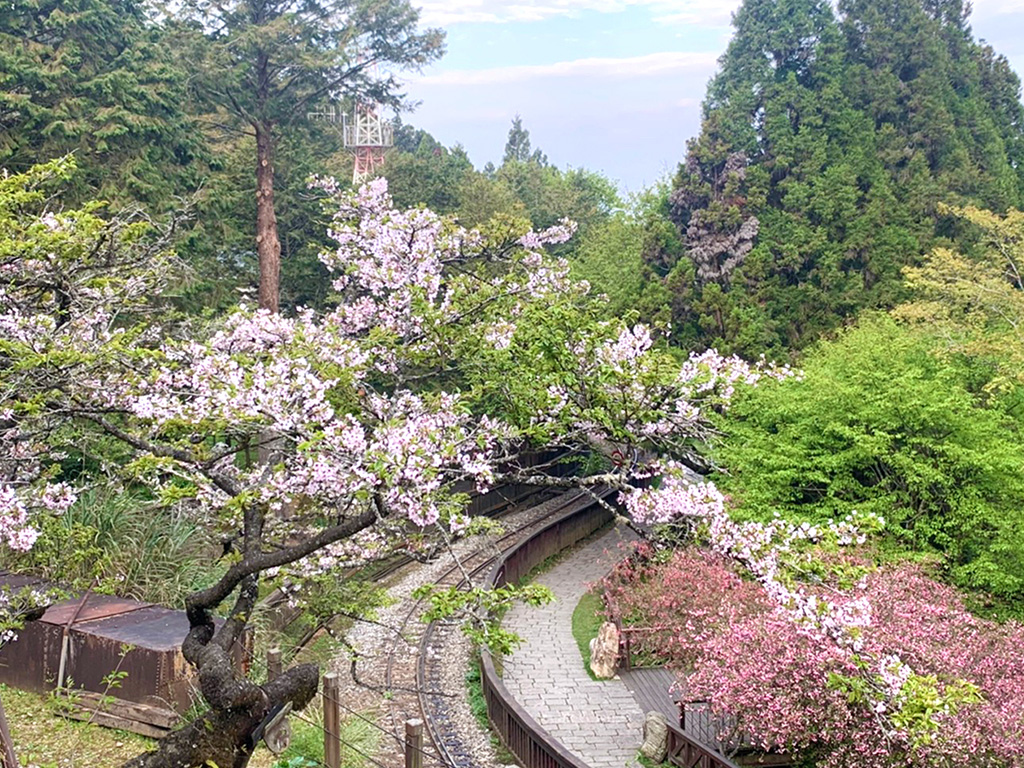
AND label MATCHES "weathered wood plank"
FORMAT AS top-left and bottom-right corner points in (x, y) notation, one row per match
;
(620, 667), (680, 722)
(59, 707), (174, 740)
(56, 690), (180, 731)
